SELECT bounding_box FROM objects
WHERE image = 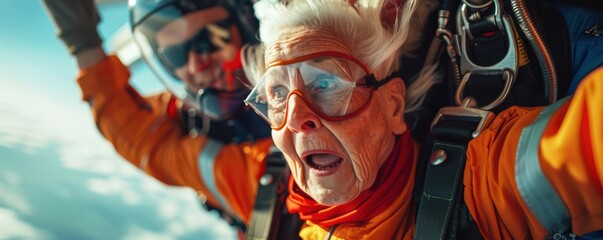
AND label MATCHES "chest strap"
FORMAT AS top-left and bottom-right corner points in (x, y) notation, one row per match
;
(247, 146), (302, 240)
